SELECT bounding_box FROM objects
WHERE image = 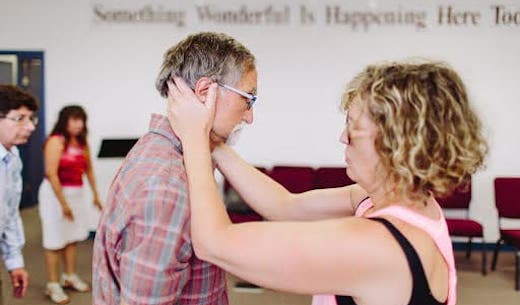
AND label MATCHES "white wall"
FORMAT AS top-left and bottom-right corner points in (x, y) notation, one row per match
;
(1, 0), (519, 241)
